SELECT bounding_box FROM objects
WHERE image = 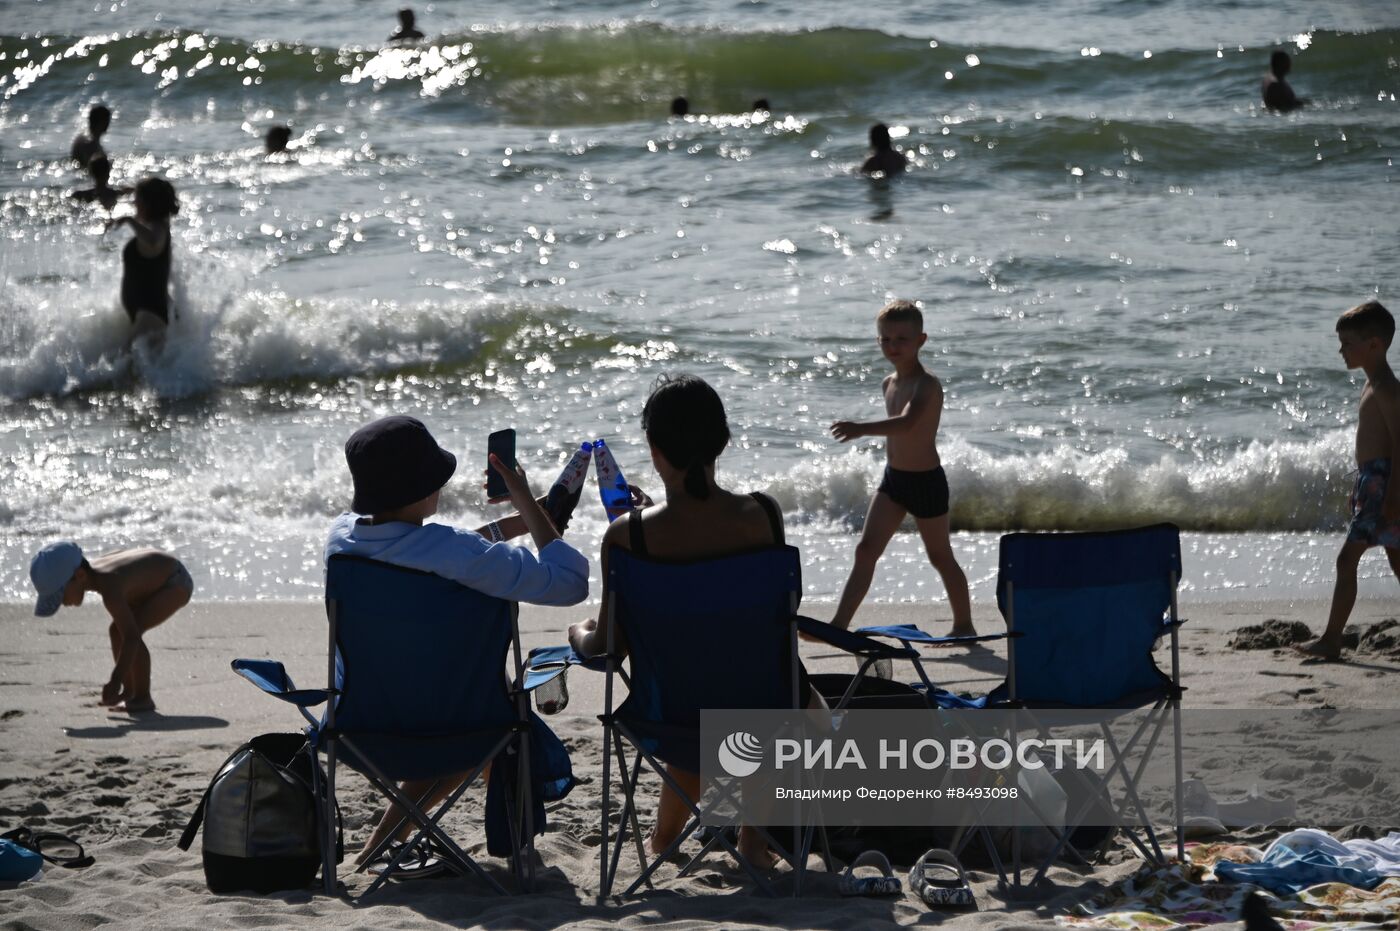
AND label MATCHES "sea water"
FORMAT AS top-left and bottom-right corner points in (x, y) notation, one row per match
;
(1, 0), (1397, 605)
